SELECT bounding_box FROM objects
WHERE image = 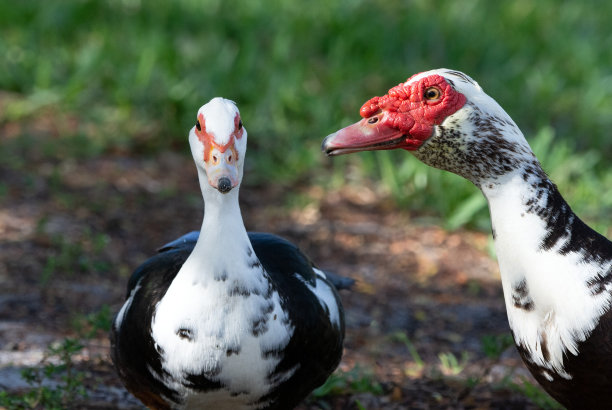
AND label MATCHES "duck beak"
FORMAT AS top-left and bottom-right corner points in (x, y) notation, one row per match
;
(205, 145), (239, 194)
(322, 114), (409, 156)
